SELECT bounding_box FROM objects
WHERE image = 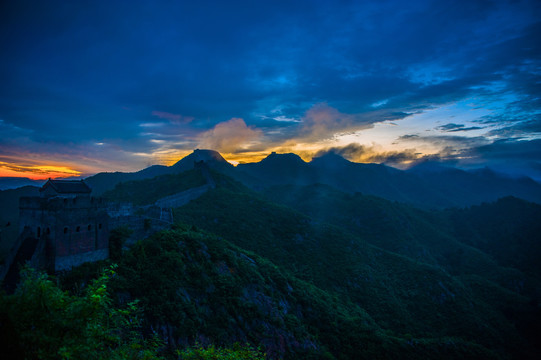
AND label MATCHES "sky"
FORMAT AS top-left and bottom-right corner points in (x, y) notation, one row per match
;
(1, 0), (540, 180)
